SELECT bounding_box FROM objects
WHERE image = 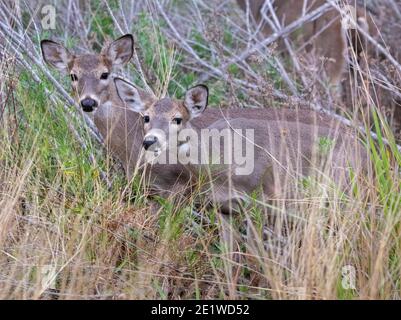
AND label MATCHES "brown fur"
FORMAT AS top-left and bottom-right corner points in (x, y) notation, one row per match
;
(236, 0), (377, 86)
(341, 1), (401, 141)
(114, 80), (368, 214)
(191, 115), (366, 213)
